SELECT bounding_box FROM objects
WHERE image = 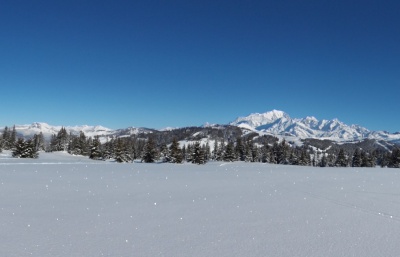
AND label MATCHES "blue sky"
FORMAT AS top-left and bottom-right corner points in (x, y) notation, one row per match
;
(1, 0), (399, 132)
